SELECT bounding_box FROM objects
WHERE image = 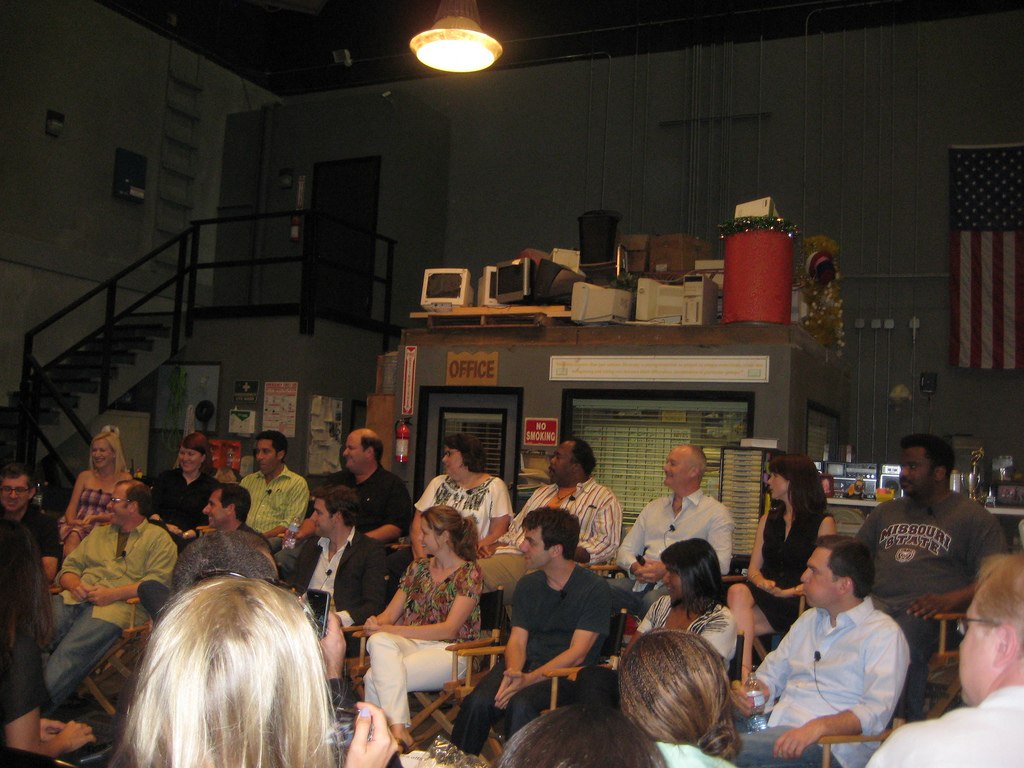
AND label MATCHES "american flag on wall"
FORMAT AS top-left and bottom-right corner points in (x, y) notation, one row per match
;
(948, 144), (1024, 369)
